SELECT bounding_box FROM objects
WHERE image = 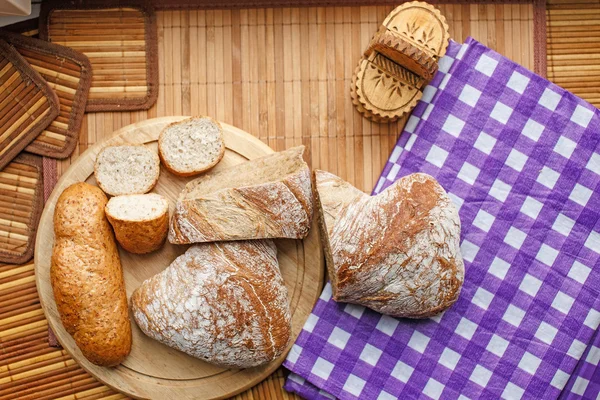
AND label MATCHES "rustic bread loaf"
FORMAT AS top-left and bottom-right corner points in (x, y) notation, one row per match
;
(314, 170), (464, 318)
(94, 145), (160, 196)
(169, 146), (313, 244)
(131, 240), (291, 368)
(51, 182), (132, 366)
(105, 193), (169, 254)
(158, 116), (225, 176)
